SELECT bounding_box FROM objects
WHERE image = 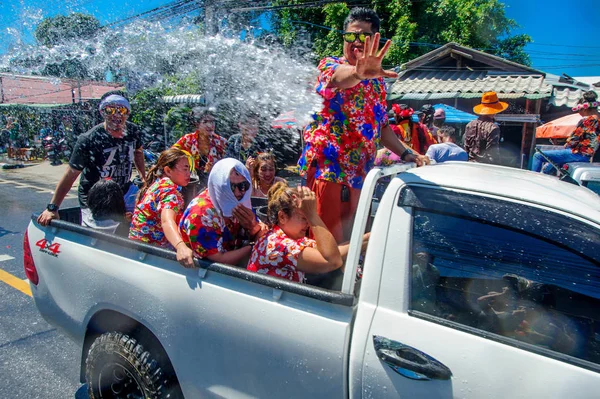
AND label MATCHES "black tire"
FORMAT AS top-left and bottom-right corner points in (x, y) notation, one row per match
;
(86, 332), (169, 399)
